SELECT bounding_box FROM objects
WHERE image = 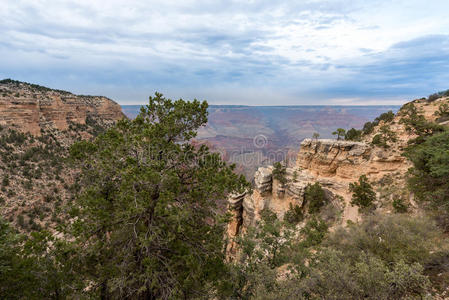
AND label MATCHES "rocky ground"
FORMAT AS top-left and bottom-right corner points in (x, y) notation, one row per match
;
(0, 79), (125, 232)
